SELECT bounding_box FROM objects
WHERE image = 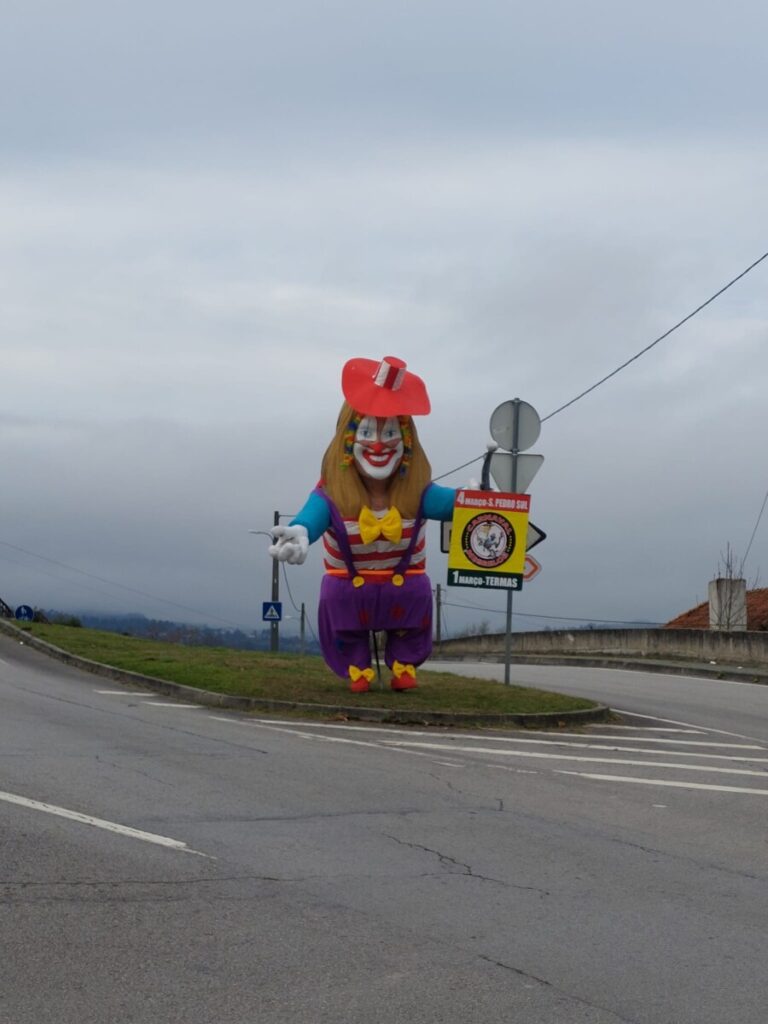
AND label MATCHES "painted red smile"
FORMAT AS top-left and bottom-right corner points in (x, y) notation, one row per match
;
(362, 448), (398, 467)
